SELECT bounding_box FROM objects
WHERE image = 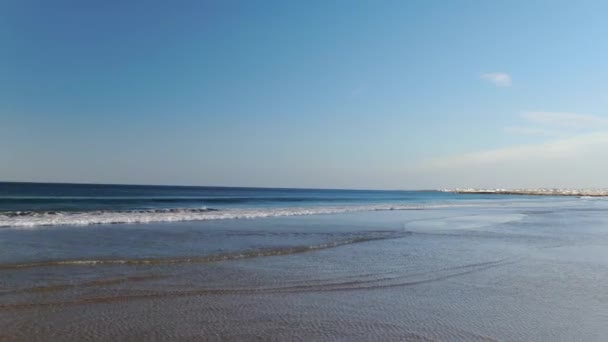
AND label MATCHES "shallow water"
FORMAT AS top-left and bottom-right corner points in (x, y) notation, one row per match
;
(1, 191), (608, 341)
